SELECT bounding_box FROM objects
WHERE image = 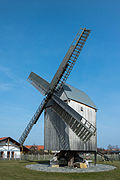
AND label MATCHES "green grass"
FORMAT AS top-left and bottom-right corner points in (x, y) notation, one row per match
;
(0, 160), (120, 180)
